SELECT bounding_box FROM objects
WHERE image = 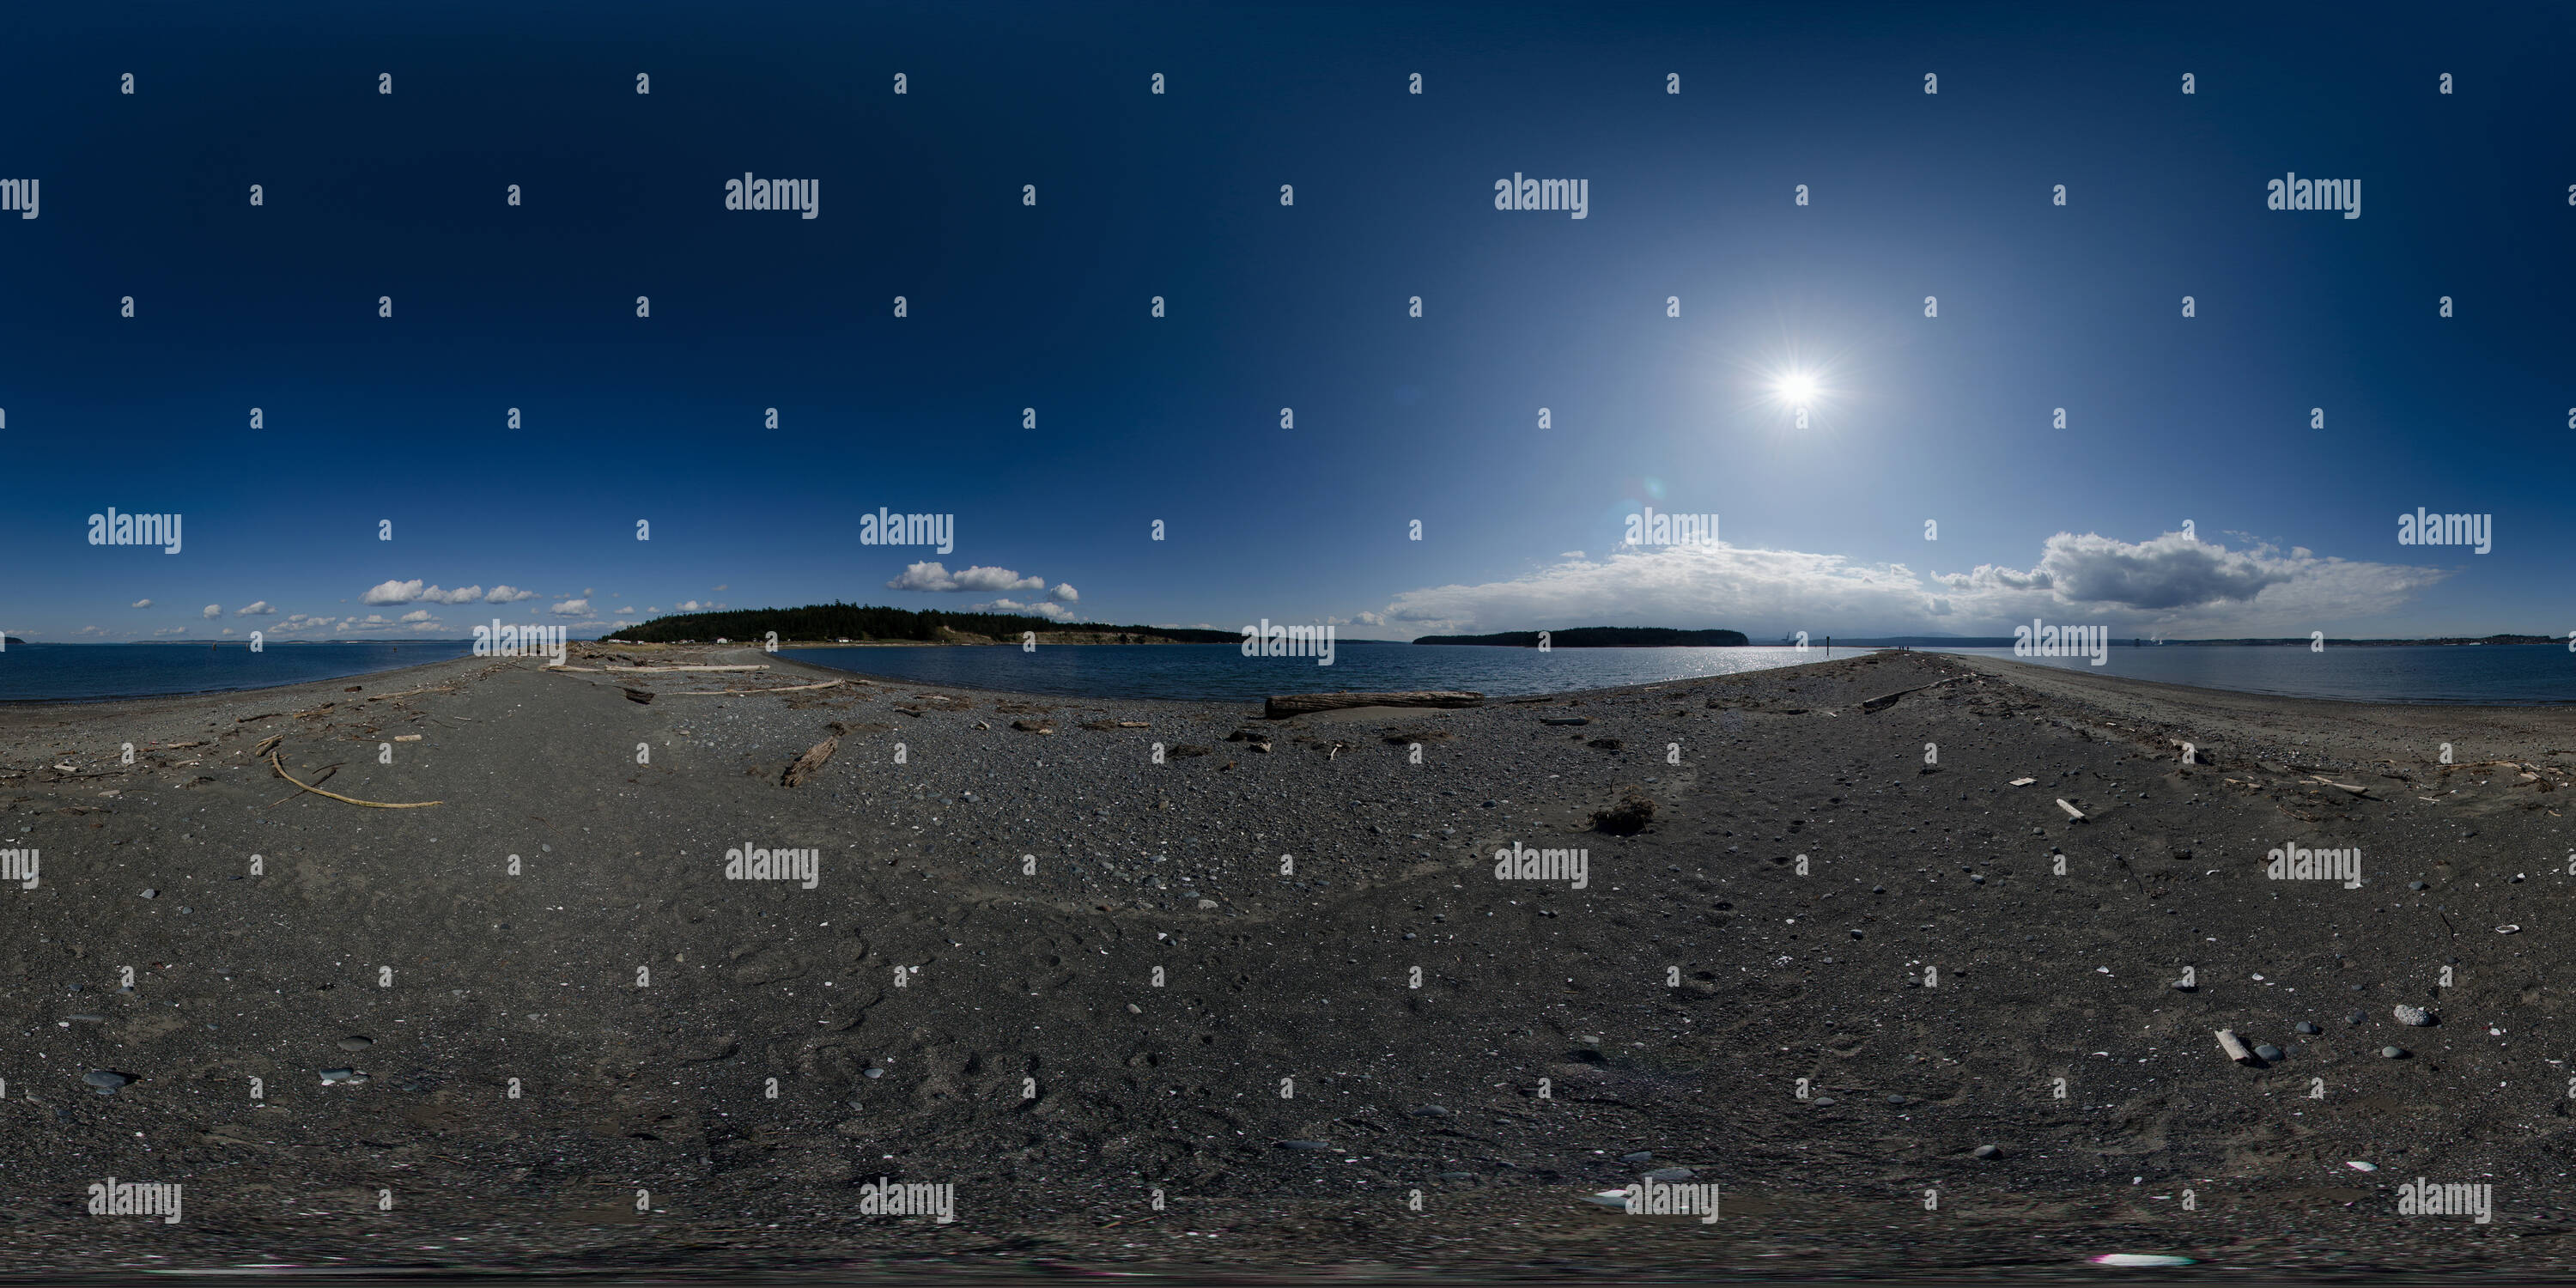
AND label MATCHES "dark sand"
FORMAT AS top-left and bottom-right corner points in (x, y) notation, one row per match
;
(3, 645), (2574, 1278)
